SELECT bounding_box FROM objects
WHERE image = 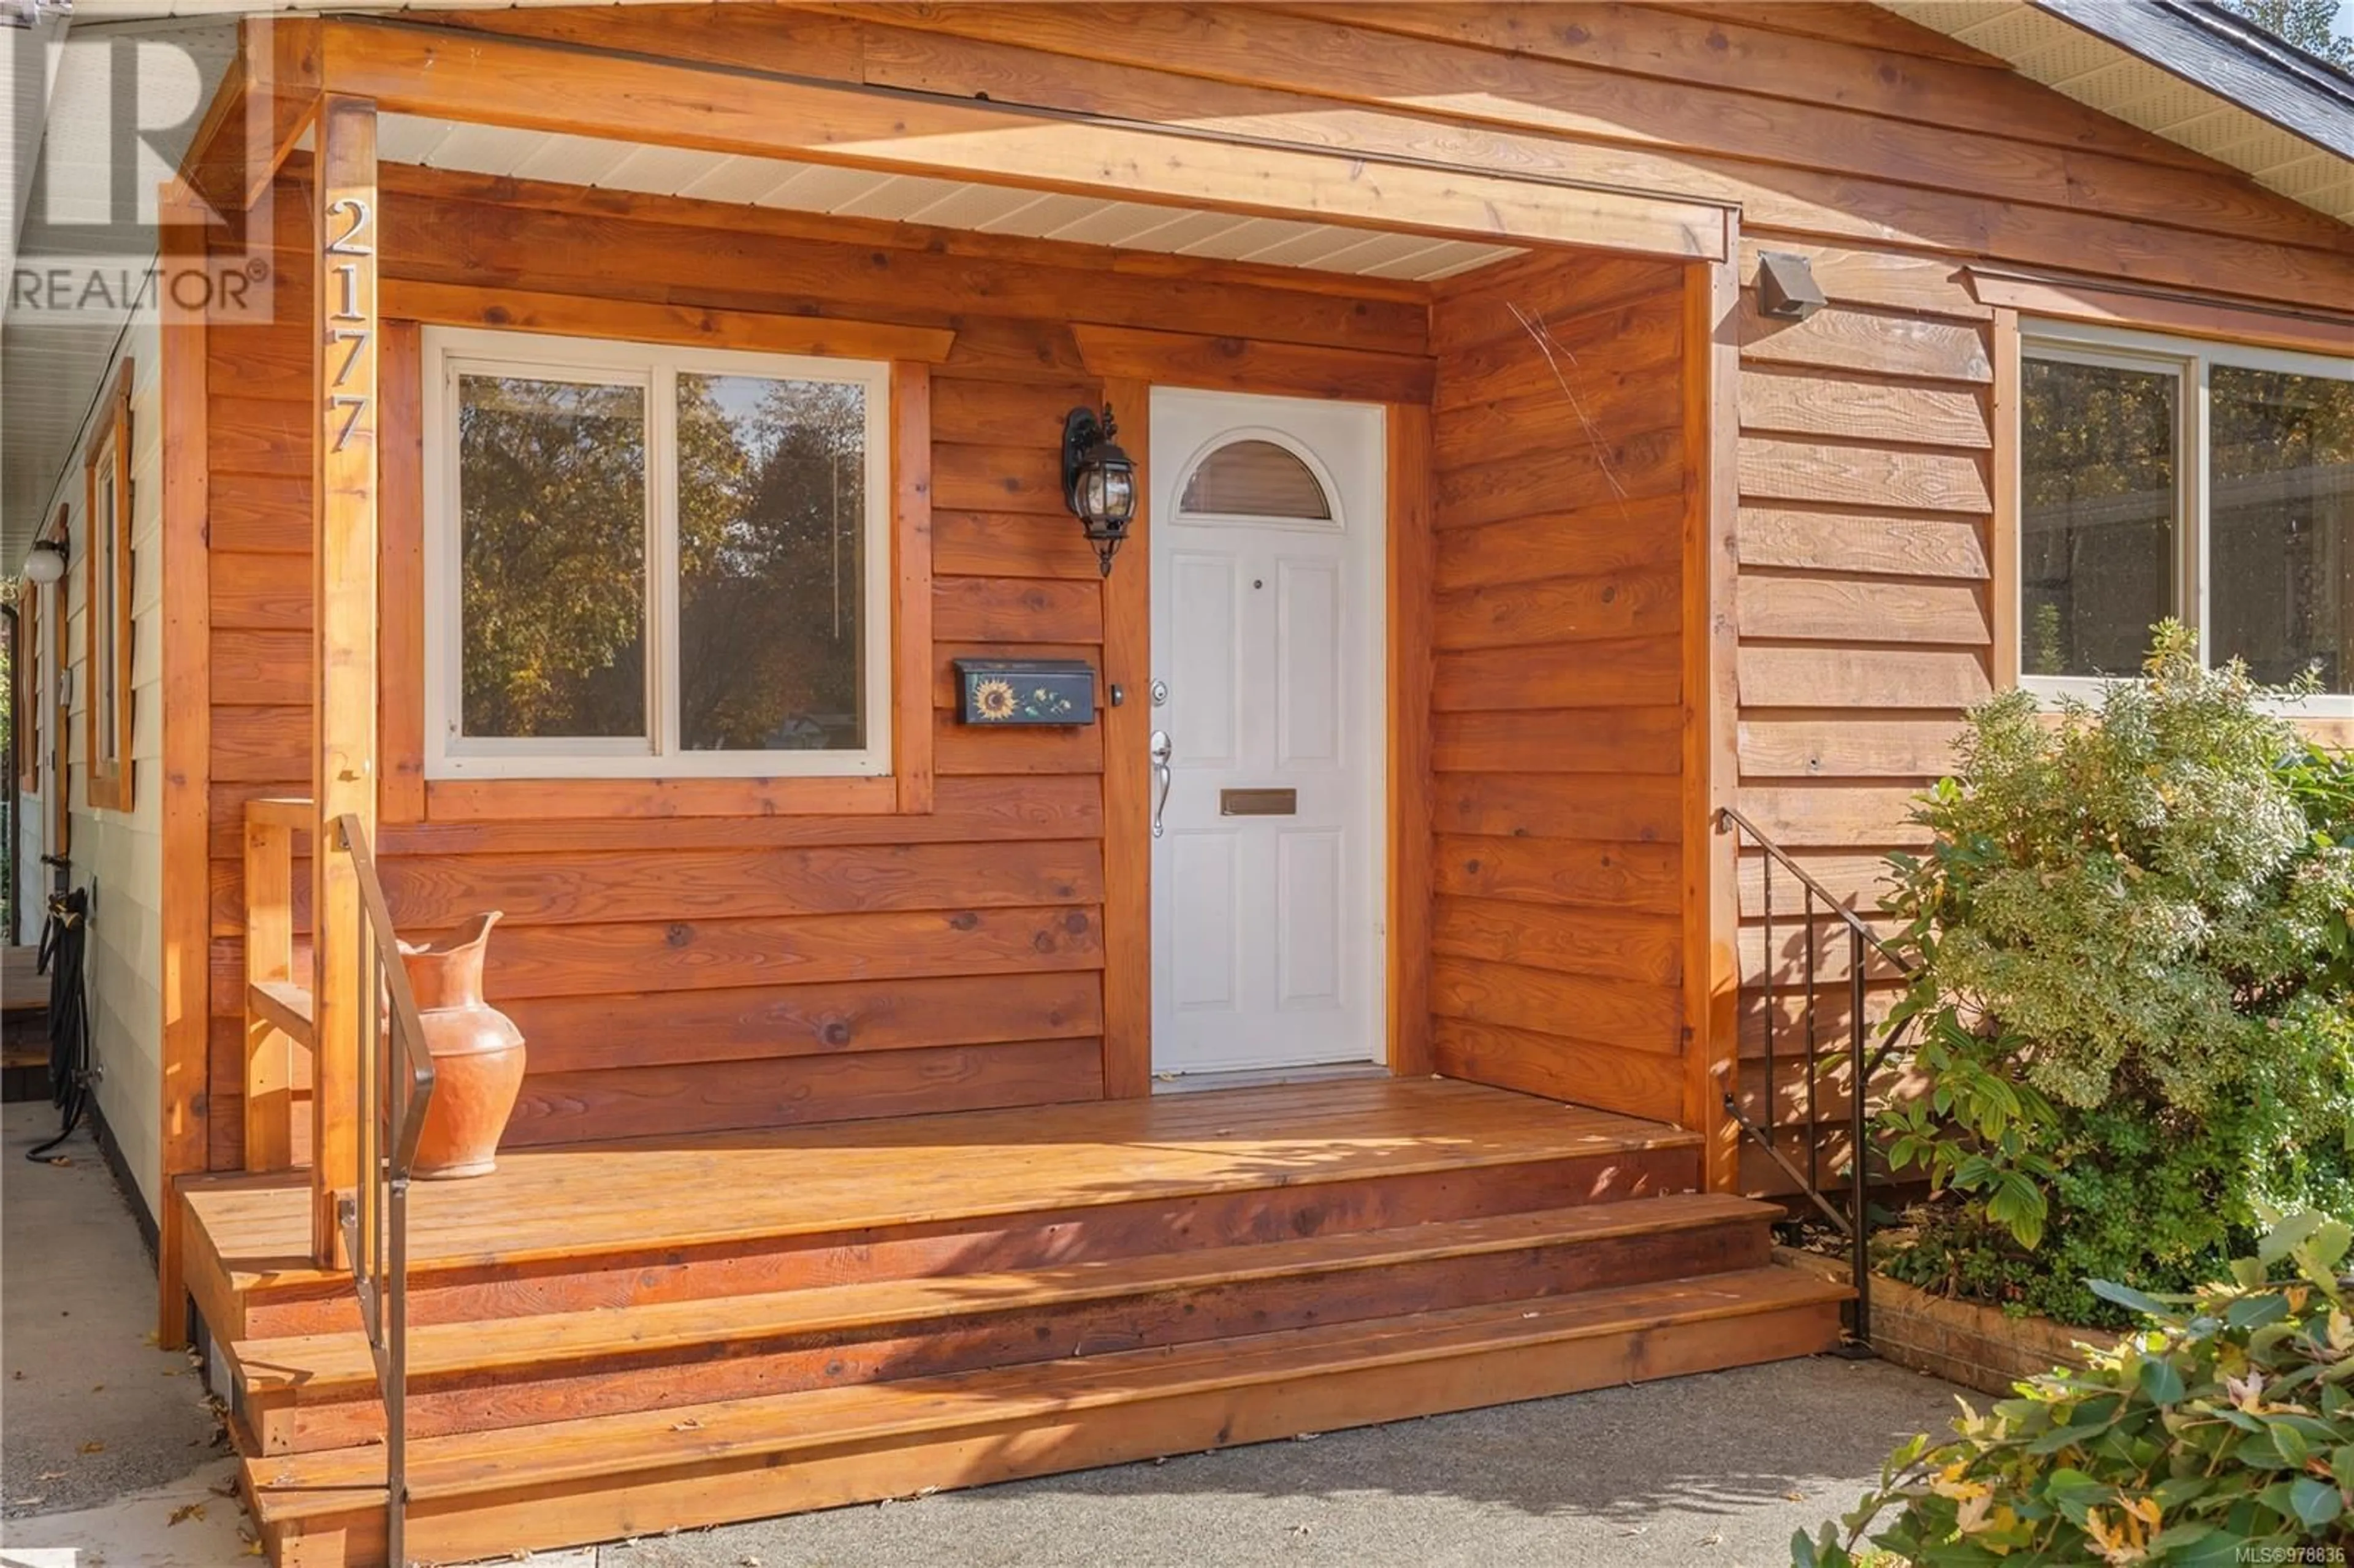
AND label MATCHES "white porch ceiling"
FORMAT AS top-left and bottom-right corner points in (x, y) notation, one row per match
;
(374, 114), (1526, 284)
